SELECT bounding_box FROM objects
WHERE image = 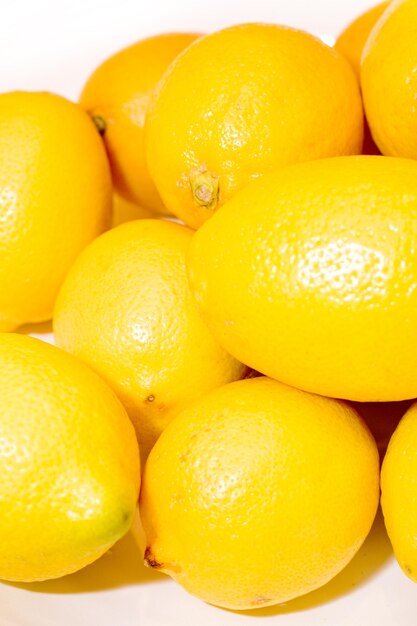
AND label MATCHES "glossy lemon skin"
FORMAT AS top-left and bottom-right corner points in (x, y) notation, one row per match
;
(139, 377), (379, 610)
(188, 155), (417, 402)
(0, 333), (140, 582)
(146, 23), (363, 229)
(54, 219), (246, 457)
(0, 91), (112, 332)
(361, 0), (417, 159)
